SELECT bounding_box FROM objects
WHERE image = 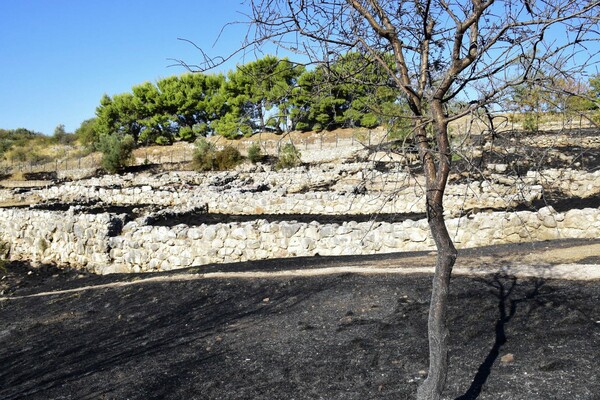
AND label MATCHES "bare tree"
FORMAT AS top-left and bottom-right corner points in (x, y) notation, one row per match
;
(189, 1), (600, 399)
